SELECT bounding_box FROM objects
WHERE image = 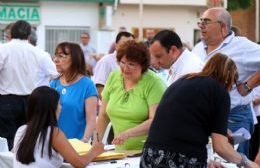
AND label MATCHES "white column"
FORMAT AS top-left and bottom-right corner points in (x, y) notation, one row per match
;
(139, 0), (143, 41)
